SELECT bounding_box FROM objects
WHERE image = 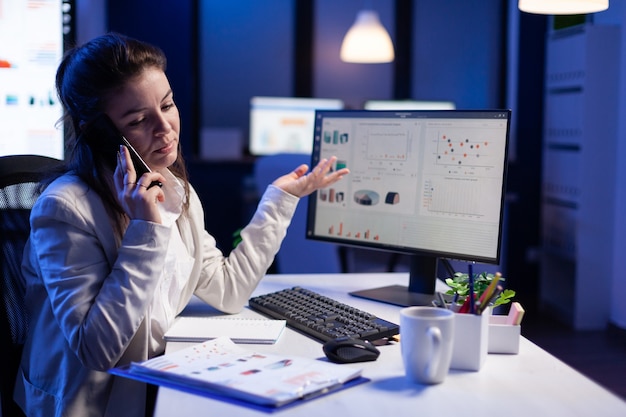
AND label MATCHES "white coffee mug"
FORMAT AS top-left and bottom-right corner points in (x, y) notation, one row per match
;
(400, 306), (455, 384)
